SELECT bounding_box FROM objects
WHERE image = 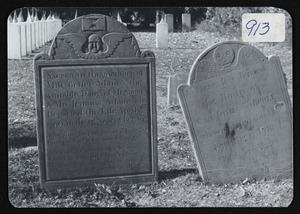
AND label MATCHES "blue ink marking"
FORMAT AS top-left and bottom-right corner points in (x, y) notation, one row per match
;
(246, 19), (257, 36)
(259, 22), (270, 35)
(246, 19), (270, 36)
(253, 23), (261, 36)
